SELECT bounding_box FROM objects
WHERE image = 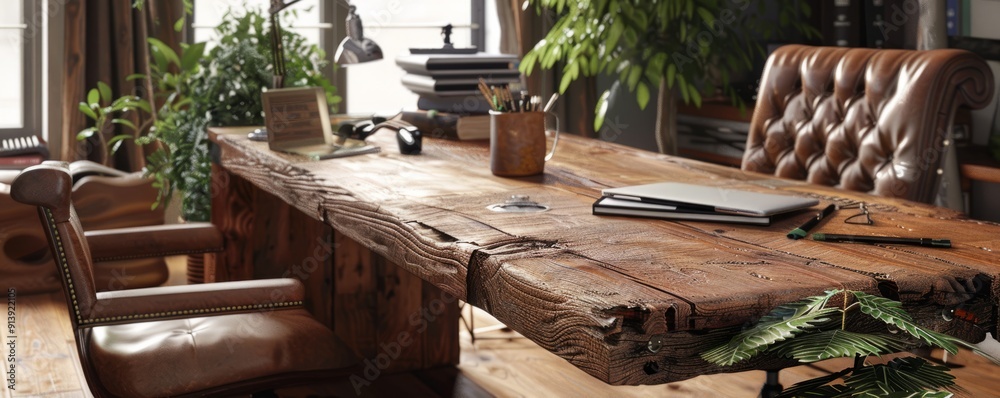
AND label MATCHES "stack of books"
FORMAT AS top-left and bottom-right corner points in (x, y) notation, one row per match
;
(395, 52), (522, 115)
(593, 182), (819, 226)
(0, 135), (49, 170)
